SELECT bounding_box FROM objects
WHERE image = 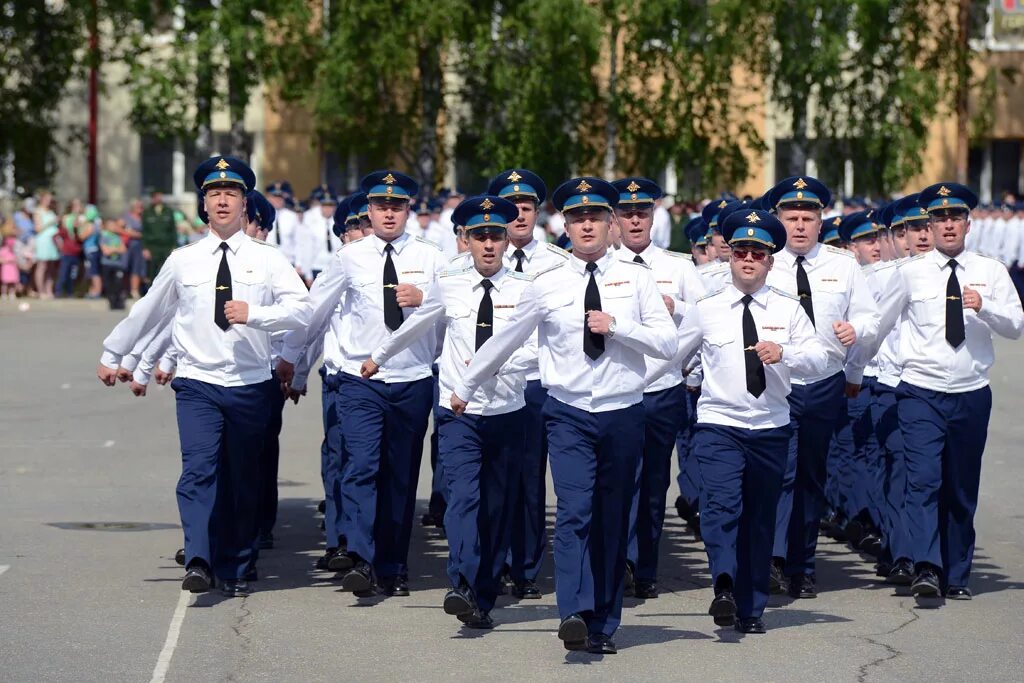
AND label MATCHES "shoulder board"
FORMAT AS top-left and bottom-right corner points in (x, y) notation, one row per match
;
(414, 236), (443, 251)
(824, 244), (856, 258)
(248, 237), (274, 247)
(662, 249), (691, 260)
(544, 243), (571, 259)
(533, 262), (566, 278)
(440, 264), (474, 278)
(898, 253), (927, 266)
(972, 251), (1003, 264)
(871, 260), (899, 273)
(619, 258), (651, 269)
(506, 270), (534, 281)
(769, 286), (800, 301)
(172, 241), (200, 252)
(448, 253), (467, 264)
(696, 286), (727, 303)
(699, 261), (730, 274)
